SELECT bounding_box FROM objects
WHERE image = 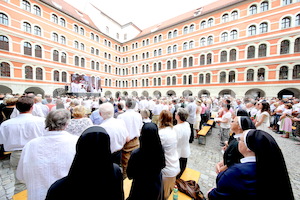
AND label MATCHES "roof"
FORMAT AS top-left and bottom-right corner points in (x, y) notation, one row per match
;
(39, 0), (99, 30)
(135, 0), (247, 38)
